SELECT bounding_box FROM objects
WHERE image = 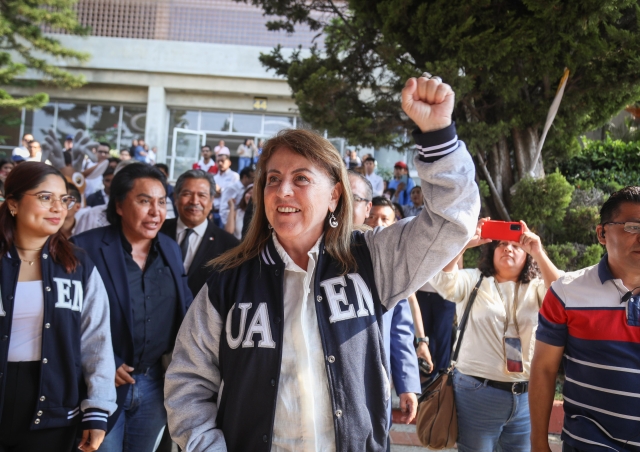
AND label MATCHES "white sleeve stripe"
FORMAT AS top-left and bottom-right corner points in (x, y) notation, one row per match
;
(415, 136), (458, 152)
(418, 146), (457, 158)
(83, 415), (108, 421)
